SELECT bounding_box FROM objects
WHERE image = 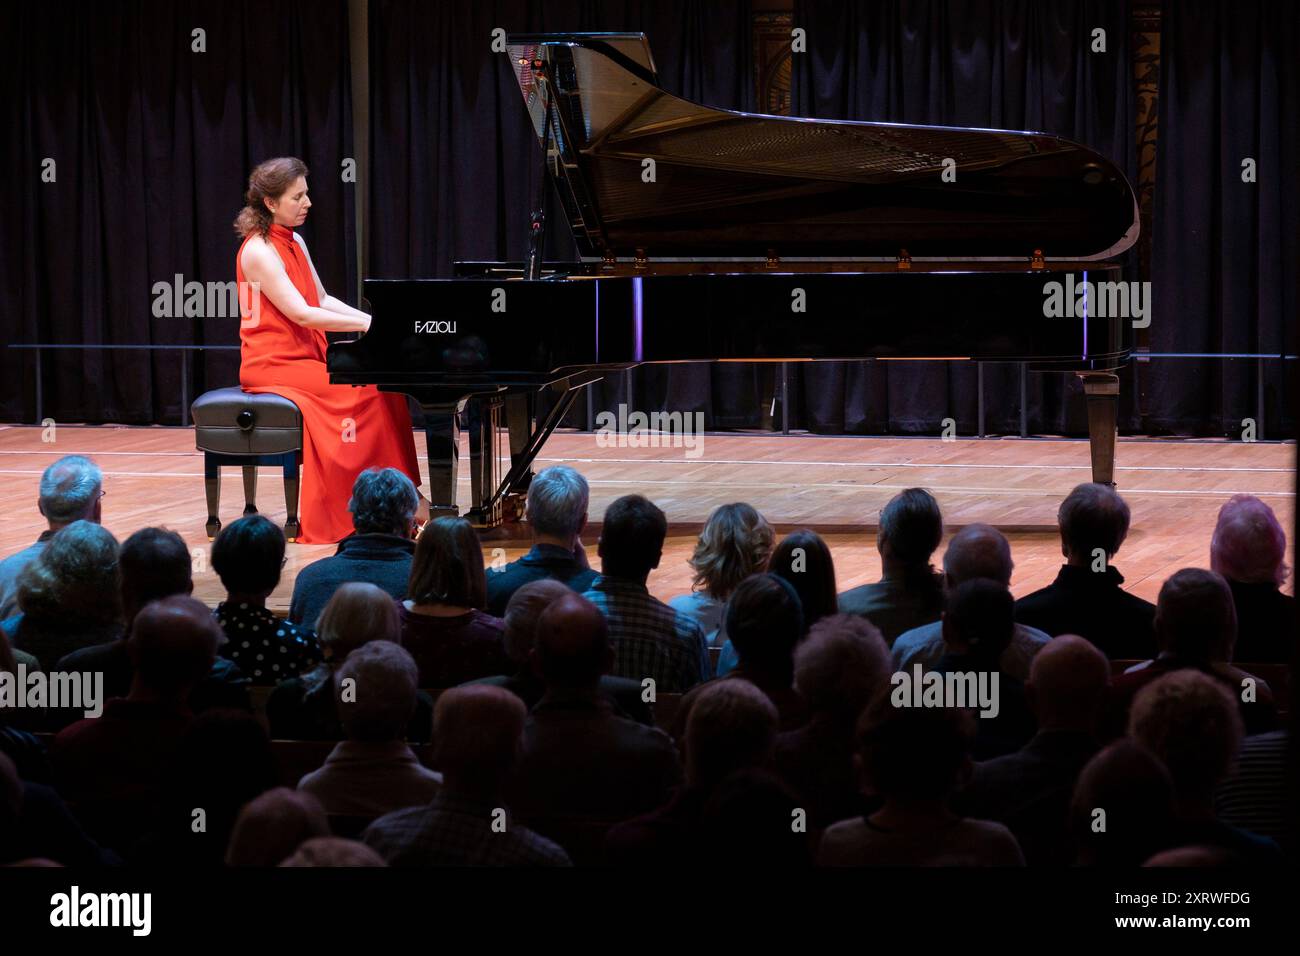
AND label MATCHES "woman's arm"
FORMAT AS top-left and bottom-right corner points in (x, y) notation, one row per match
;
(296, 234), (371, 321)
(240, 240), (369, 333)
